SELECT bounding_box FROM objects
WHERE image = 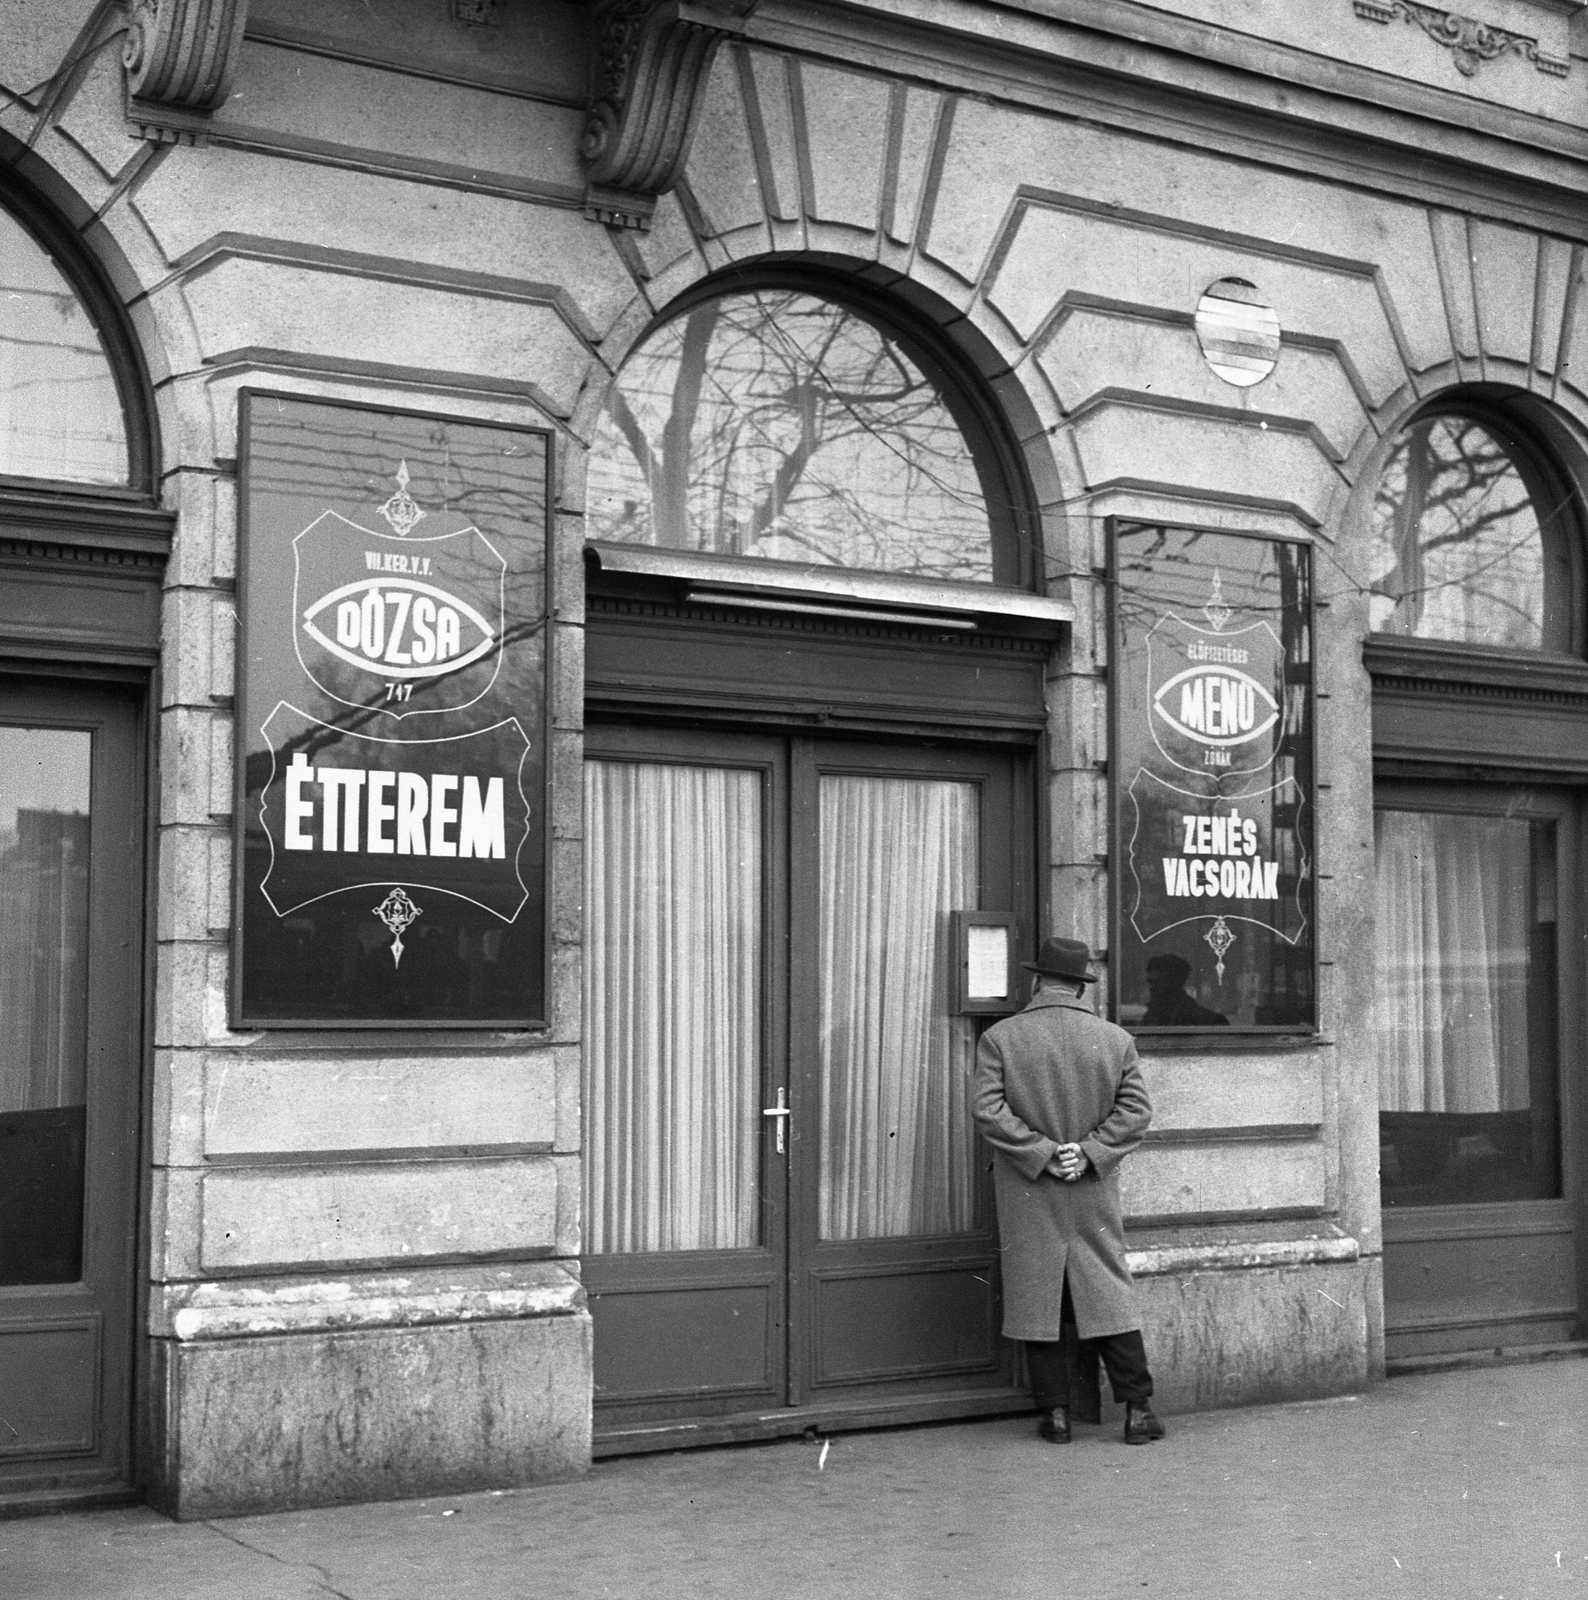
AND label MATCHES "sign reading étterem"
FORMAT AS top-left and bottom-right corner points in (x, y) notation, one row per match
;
(234, 393), (551, 1026)
(1110, 522), (1315, 1034)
